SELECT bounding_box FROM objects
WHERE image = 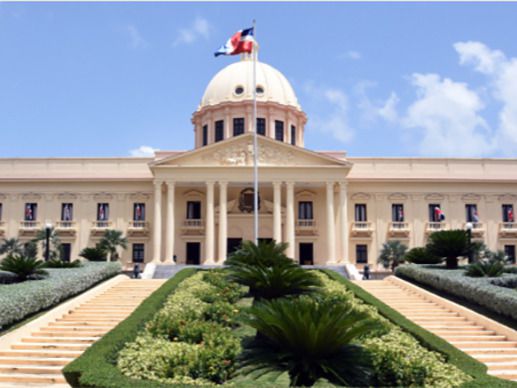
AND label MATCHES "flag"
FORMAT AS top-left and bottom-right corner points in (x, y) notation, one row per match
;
(398, 207), (404, 222)
(214, 27), (254, 57)
(25, 204), (32, 221)
(99, 205), (105, 221)
(472, 208), (479, 223)
(434, 206), (445, 221)
(135, 204), (142, 221)
(509, 208), (514, 223)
